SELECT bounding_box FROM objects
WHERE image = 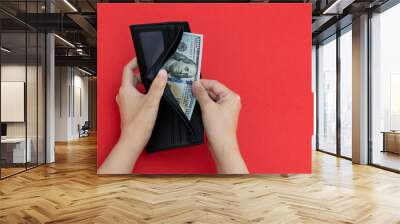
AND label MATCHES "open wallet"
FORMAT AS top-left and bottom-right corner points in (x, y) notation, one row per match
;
(130, 22), (204, 153)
